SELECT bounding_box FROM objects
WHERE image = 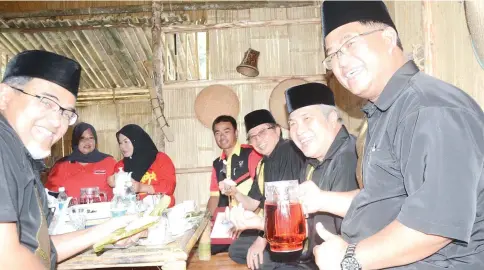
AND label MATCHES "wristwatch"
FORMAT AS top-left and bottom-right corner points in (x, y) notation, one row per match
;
(258, 230), (265, 238)
(340, 244), (362, 270)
